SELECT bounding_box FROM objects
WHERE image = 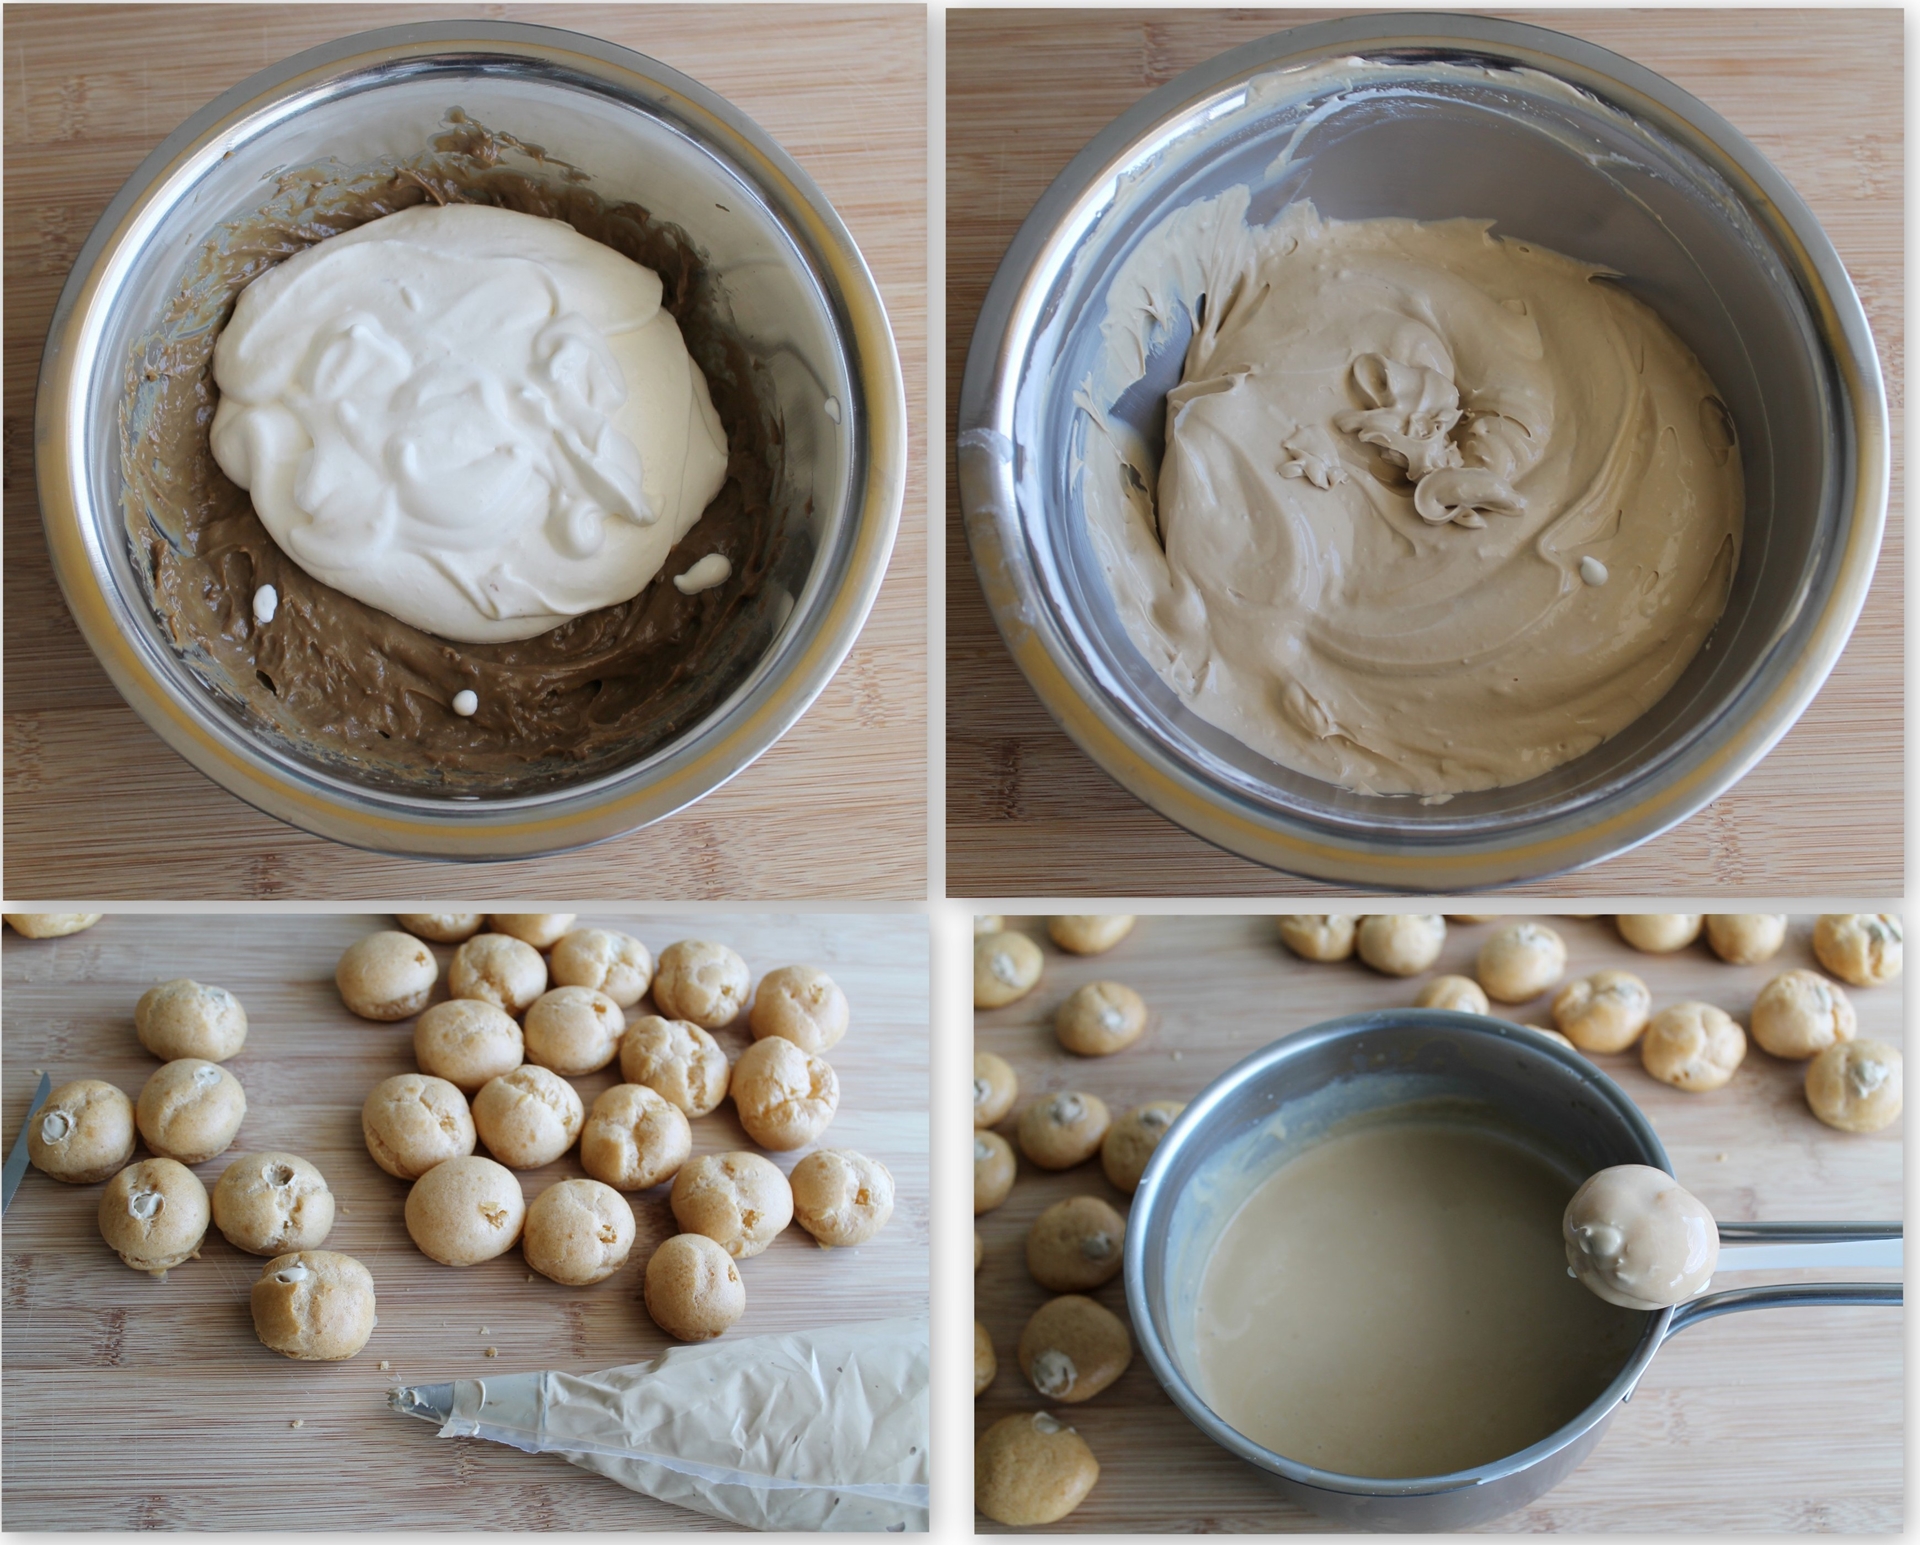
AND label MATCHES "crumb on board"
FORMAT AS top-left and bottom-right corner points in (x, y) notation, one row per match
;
(1716, 1152), (1730, 1162)
(290, 1419), (304, 1429)
(480, 1327), (490, 1335)
(378, 1361), (391, 1372)
(484, 1346), (498, 1358)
